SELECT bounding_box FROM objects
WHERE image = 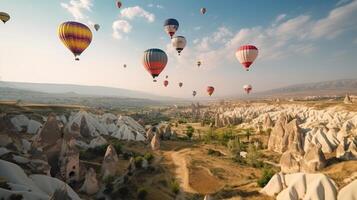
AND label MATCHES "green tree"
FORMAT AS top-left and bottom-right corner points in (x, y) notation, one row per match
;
(186, 125), (194, 139)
